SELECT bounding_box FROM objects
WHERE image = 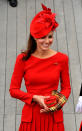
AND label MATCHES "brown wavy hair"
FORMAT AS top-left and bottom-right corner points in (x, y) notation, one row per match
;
(21, 33), (37, 61)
